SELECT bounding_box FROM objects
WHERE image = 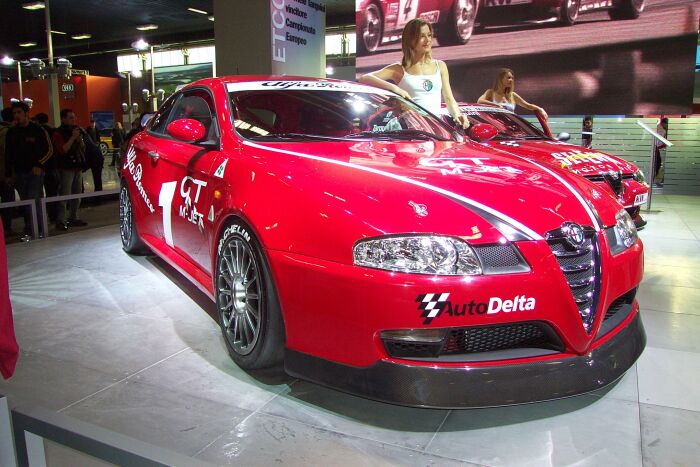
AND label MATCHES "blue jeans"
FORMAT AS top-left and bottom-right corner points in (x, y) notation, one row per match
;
(0, 180), (15, 233)
(57, 169), (83, 224)
(14, 170), (45, 235)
